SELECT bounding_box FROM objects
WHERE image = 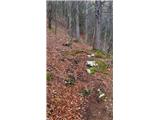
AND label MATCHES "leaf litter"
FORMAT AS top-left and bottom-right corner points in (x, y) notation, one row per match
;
(47, 26), (113, 120)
